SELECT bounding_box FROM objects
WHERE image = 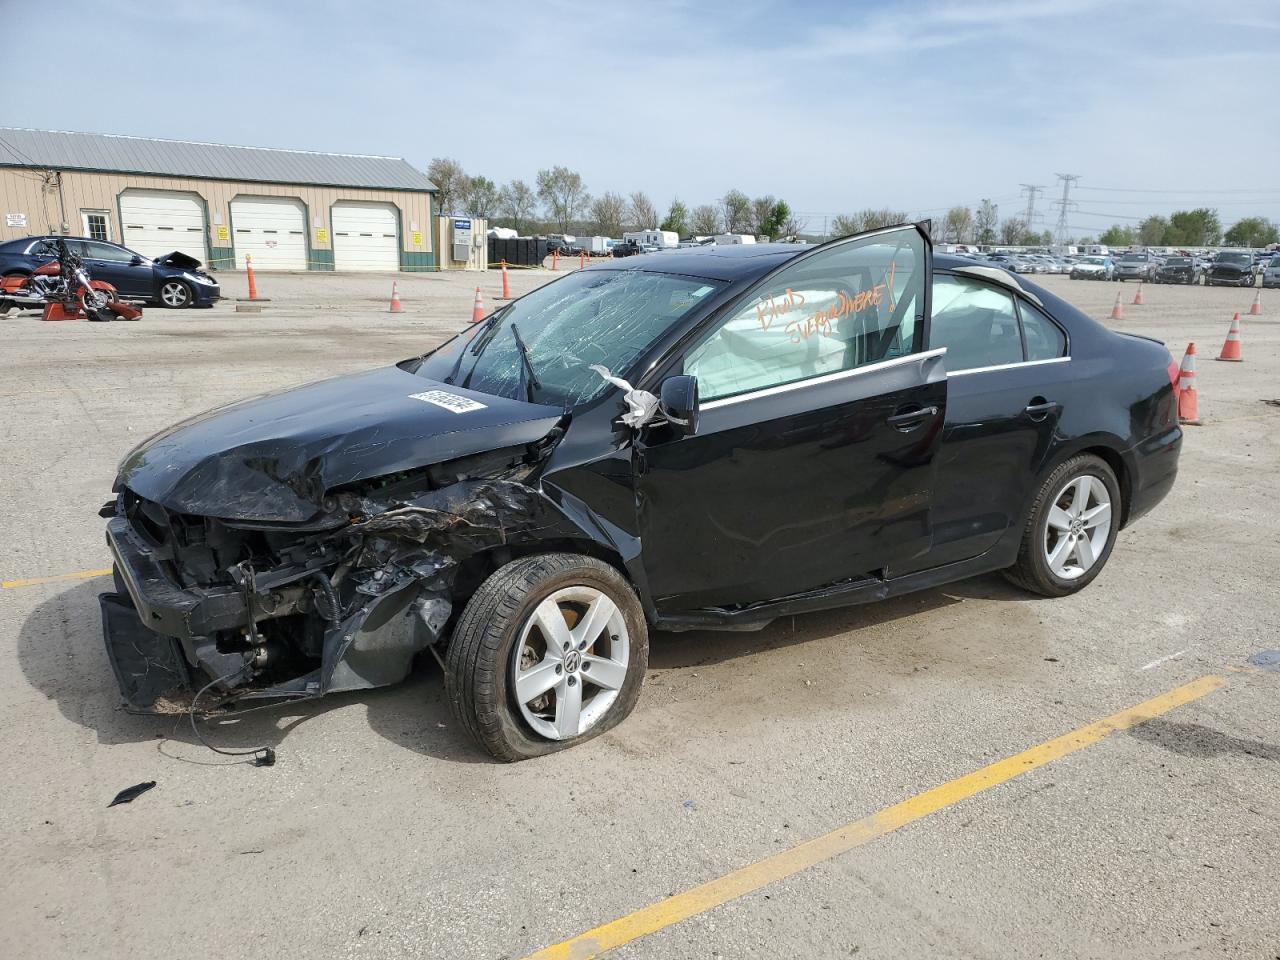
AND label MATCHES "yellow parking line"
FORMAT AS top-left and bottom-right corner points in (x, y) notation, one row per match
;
(523, 674), (1226, 960)
(1, 567), (112, 589)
